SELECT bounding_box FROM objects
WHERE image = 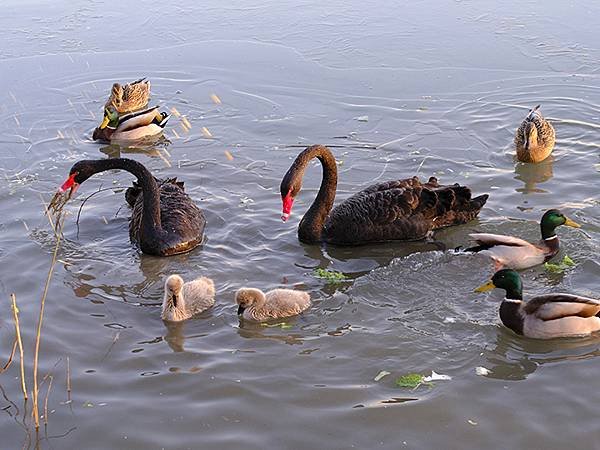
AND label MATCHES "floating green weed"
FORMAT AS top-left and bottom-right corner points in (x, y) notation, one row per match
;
(312, 268), (348, 283)
(395, 373), (430, 389)
(544, 255), (576, 273)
